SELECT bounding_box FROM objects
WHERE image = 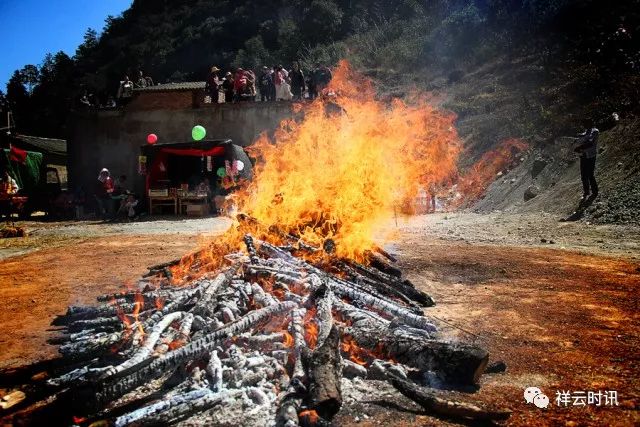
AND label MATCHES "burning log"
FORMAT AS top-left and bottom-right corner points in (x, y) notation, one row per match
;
(334, 298), (486, 385)
(389, 375), (511, 422)
(192, 263), (240, 318)
(348, 320), (488, 385)
(100, 311), (186, 380)
(244, 234), (261, 264)
(308, 283), (334, 349)
(91, 301), (297, 408)
(339, 260), (435, 307)
(329, 280), (437, 332)
(303, 326), (342, 419)
(275, 308), (308, 427)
